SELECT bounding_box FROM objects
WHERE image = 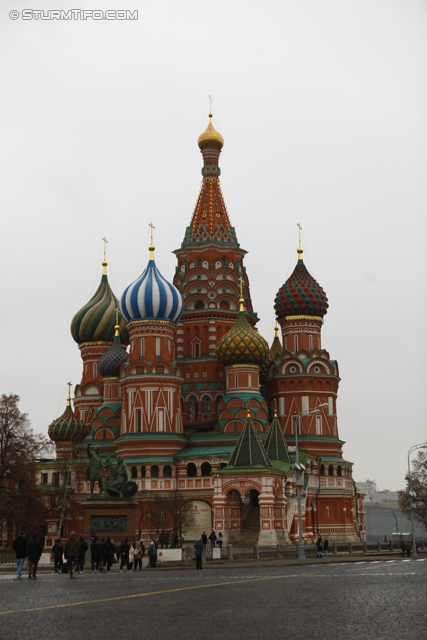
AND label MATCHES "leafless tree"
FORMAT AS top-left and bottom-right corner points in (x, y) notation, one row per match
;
(399, 450), (427, 531)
